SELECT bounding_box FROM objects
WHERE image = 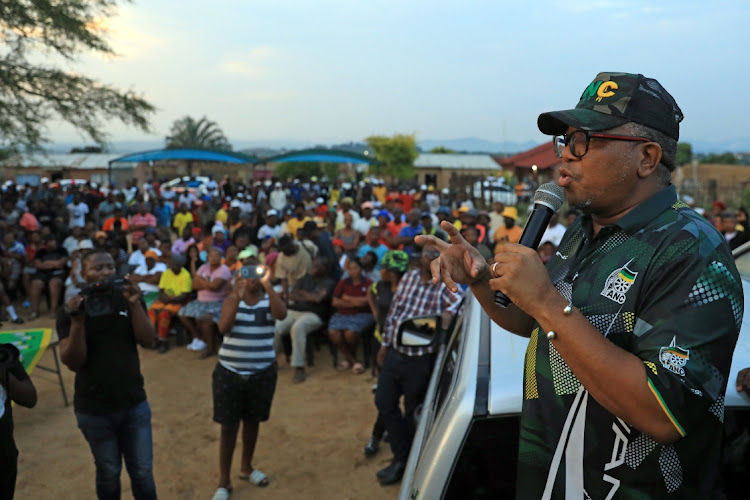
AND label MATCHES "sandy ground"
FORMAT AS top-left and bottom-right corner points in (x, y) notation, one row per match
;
(11, 315), (400, 500)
